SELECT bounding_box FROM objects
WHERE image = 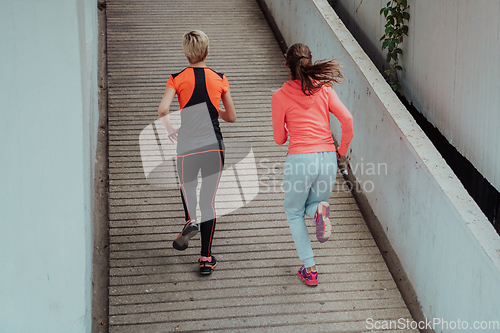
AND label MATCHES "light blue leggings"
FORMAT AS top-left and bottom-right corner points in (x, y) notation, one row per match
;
(283, 152), (338, 268)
